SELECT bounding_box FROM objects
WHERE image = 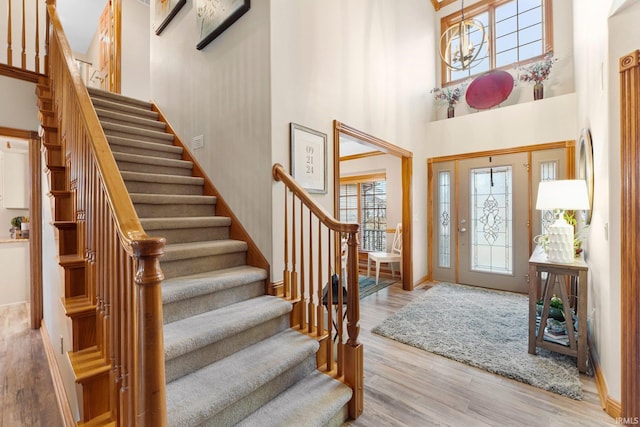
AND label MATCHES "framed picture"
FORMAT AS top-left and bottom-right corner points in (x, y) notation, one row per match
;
(290, 123), (327, 194)
(153, 0), (187, 35)
(195, 0), (251, 50)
